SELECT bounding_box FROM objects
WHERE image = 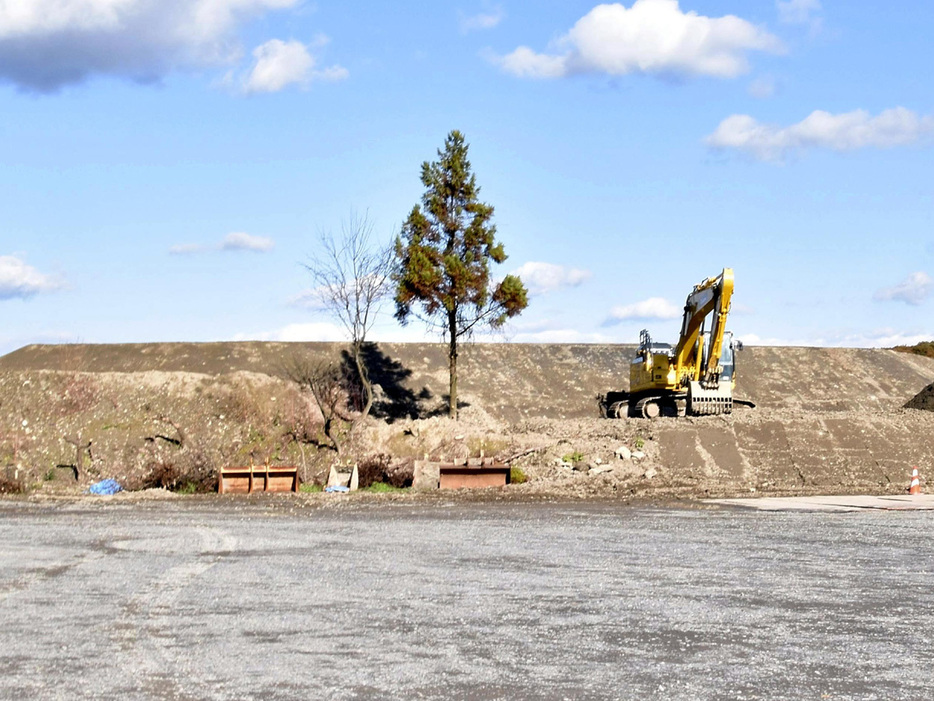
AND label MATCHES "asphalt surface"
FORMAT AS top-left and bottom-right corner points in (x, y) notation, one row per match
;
(1, 498), (932, 700)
